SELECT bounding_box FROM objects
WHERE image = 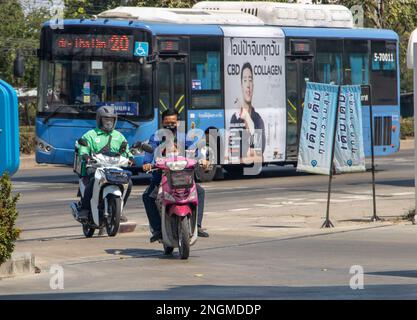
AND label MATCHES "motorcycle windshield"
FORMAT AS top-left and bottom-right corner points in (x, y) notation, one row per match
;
(93, 153), (129, 167)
